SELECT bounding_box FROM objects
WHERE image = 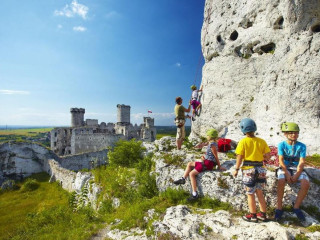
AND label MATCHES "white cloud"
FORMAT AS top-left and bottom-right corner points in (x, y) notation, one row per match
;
(175, 62), (181, 67)
(57, 24), (63, 29)
(0, 90), (30, 95)
(54, 0), (89, 20)
(73, 26), (87, 32)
